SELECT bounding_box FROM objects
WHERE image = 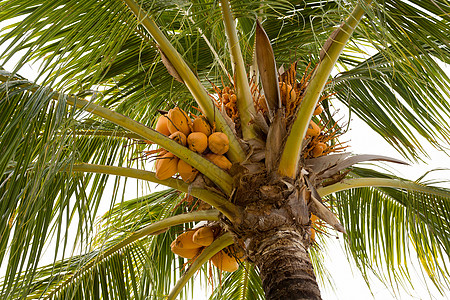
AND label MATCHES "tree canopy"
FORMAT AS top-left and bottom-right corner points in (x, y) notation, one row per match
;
(0, 0), (450, 299)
